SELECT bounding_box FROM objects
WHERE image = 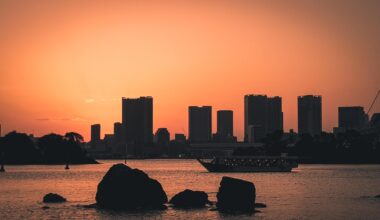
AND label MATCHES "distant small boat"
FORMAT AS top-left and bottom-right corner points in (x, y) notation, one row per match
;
(197, 155), (298, 172)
